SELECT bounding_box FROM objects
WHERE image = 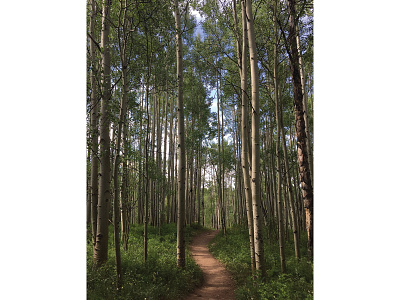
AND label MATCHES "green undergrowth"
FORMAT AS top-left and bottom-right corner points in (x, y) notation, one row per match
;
(209, 225), (313, 299)
(87, 223), (205, 300)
